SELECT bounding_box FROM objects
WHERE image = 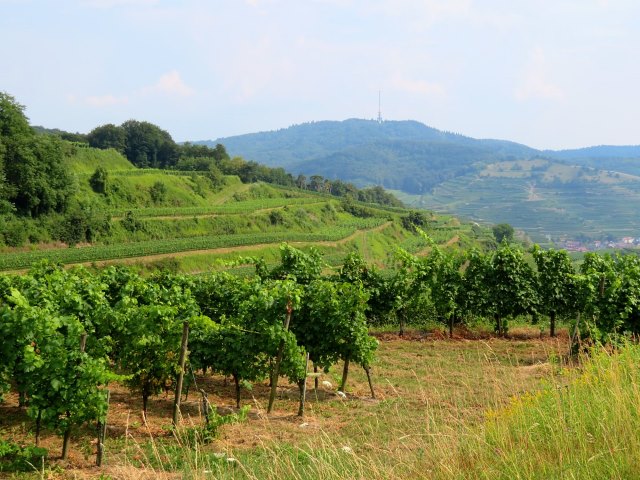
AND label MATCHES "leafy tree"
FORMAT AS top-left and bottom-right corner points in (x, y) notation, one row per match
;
(192, 274), (266, 407)
(578, 253), (640, 342)
(309, 175), (325, 192)
(489, 243), (538, 335)
(206, 163), (225, 189)
(87, 124), (126, 152)
(492, 223), (514, 243)
(1, 267), (116, 457)
(192, 274), (305, 409)
(0, 93), (74, 216)
(121, 210), (145, 233)
(262, 244), (324, 285)
(578, 253), (618, 342)
(3, 219), (29, 247)
(58, 200), (111, 246)
(111, 272), (200, 417)
(122, 120), (178, 168)
(294, 279), (376, 393)
(179, 142), (228, 163)
(610, 255), (640, 336)
(401, 211), (431, 232)
(386, 247), (435, 335)
(89, 166), (109, 194)
(357, 185), (404, 207)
